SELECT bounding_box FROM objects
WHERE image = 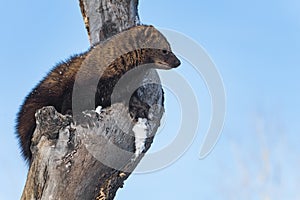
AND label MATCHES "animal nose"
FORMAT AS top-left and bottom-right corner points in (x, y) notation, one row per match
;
(173, 57), (181, 68)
